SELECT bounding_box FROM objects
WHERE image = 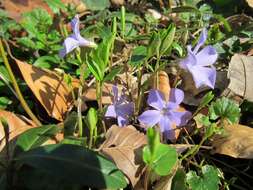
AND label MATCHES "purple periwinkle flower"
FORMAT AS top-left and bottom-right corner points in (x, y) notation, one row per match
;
(105, 86), (134, 127)
(138, 89), (191, 139)
(59, 15), (97, 58)
(180, 28), (218, 89)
